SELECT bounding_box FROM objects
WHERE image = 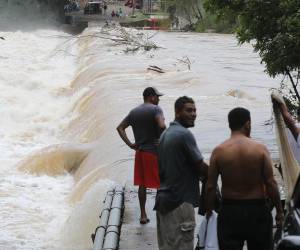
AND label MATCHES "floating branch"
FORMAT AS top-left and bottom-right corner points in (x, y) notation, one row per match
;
(177, 56), (191, 70)
(147, 65), (165, 73)
(50, 25), (163, 57)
